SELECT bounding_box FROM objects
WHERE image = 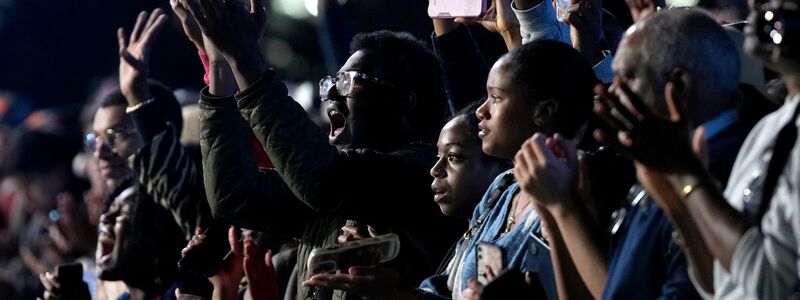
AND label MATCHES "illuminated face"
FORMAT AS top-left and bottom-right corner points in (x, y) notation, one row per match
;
(90, 106), (142, 190)
(476, 59), (538, 160)
(430, 116), (504, 218)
